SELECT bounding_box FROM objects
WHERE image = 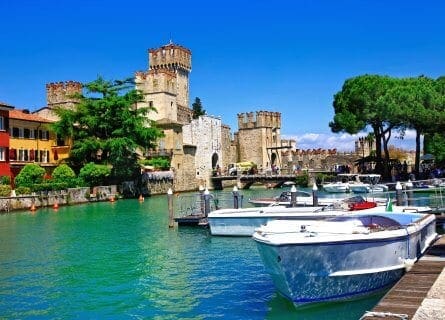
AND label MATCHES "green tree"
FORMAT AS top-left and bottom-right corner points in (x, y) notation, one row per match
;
(192, 97), (206, 119)
(15, 163), (45, 188)
(51, 76), (164, 183)
(330, 75), (398, 178)
(425, 133), (445, 165)
(383, 76), (441, 174)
